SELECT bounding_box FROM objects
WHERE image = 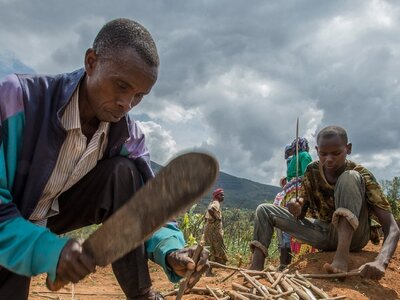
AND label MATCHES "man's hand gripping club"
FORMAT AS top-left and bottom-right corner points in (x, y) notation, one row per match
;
(47, 239), (96, 290)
